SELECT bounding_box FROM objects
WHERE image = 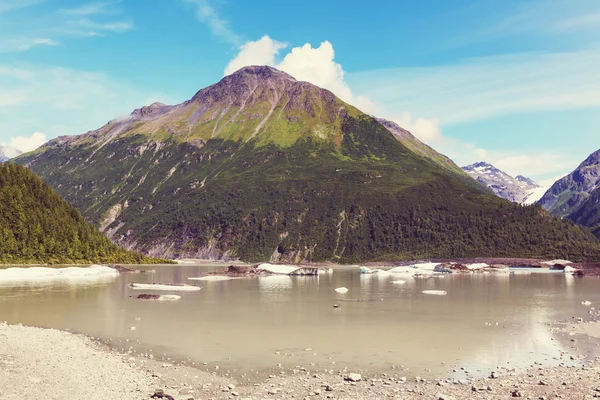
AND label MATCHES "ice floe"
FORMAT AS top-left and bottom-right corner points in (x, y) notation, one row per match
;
(128, 283), (201, 292)
(391, 280), (406, 285)
(0, 265), (118, 285)
(137, 294), (181, 301)
(256, 263), (319, 275)
(335, 287), (349, 294)
(422, 290), (447, 296)
(188, 276), (233, 281)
